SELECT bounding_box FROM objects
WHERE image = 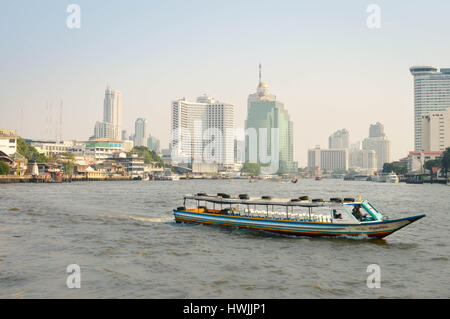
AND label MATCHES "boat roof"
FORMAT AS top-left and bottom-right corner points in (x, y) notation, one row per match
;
(184, 194), (361, 207)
